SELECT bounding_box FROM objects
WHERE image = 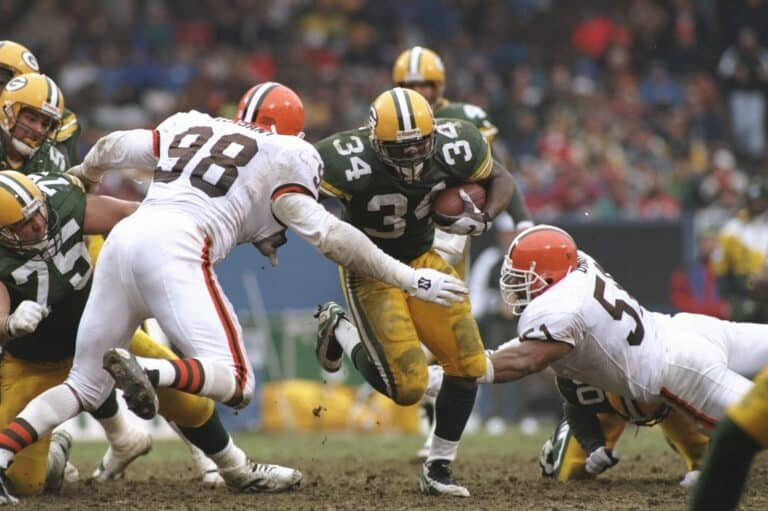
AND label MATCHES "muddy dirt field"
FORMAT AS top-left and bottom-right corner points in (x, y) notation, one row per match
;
(13, 431), (768, 510)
